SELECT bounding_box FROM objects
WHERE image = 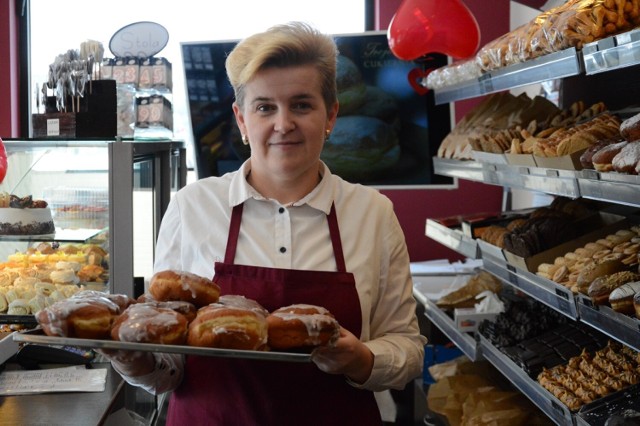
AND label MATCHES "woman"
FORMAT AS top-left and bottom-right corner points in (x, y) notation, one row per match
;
(107, 22), (426, 425)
